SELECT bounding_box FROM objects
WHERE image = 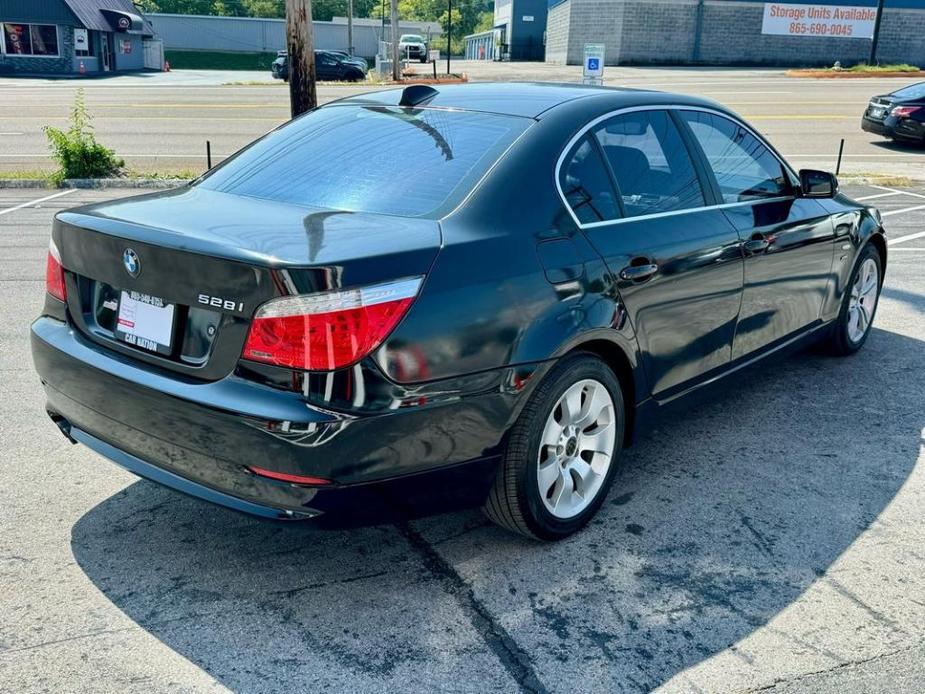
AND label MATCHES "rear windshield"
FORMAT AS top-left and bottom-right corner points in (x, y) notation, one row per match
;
(198, 105), (530, 217)
(892, 82), (925, 100)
